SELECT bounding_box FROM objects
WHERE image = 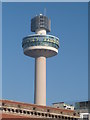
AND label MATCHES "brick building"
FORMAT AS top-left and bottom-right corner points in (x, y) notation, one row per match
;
(0, 99), (80, 120)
